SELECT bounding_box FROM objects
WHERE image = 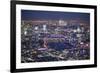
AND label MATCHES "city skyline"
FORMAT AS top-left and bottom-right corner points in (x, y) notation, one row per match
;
(21, 10), (90, 63)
